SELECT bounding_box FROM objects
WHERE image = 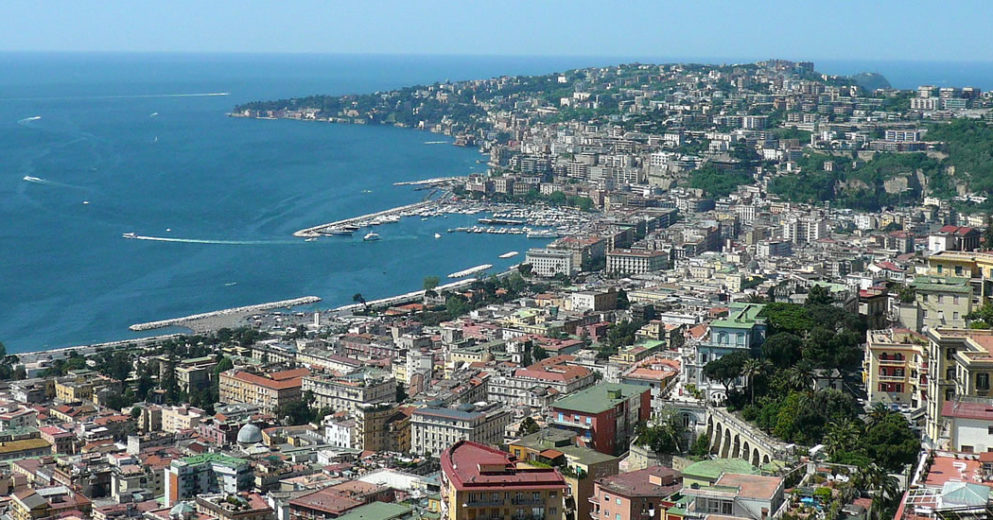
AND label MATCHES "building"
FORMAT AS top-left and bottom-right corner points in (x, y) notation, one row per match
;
(411, 403), (511, 456)
(569, 289), (618, 312)
(606, 249), (668, 275)
(218, 368), (310, 415)
(0, 401), (39, 431)
(863, 328), (928, 408)
(782, 216), (827, 244)
(682, 473), (785, 519)
(527, 248), (577, 277)
(686, 303), (767, 401)
(353, 403), (410, 452)
(195, 493), (275, 520)
(164, 453), (254, 506)
(0, 438), (51, 462)
(924, 328), (993, 445)
(589, 466), (682, 520)
(10, 487), (92, 520)
(928, 225), (981, 253)
(440, 440), (568, 520)
(302, 371), (396, 416)
(488, 356), (596, 411)
(940, 398), (993, 453)
(161, 405), (204, 433)
(898, 276), (972, 332)
(549, 383), (651, 455)
(289, 481), (395, 520)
